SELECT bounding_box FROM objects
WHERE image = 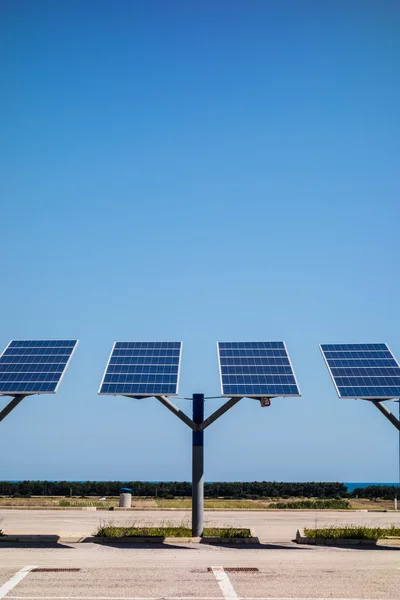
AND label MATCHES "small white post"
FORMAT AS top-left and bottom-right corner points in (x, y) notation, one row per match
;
(119, 488), (132, 508)
(395, 495), (398, 511)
